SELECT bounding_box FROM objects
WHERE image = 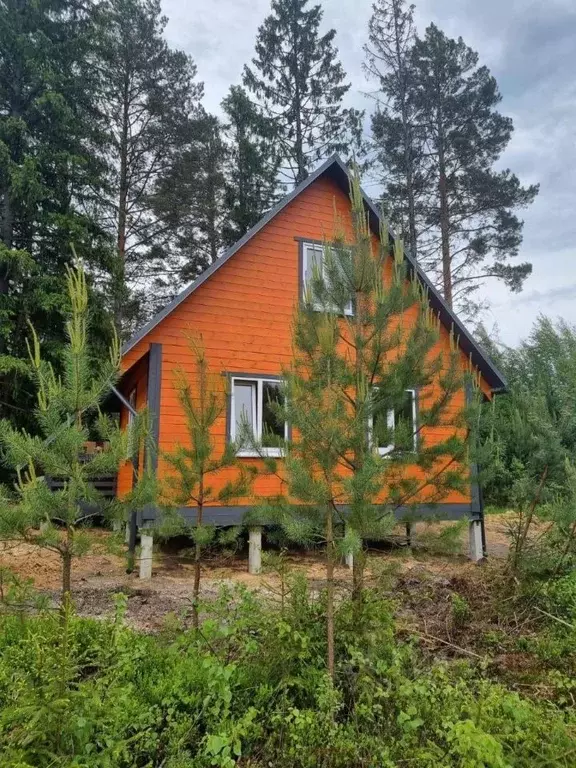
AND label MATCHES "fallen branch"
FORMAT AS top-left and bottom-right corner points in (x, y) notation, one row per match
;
(534, 606), (575, 630)
(412, 630), (485, 659)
